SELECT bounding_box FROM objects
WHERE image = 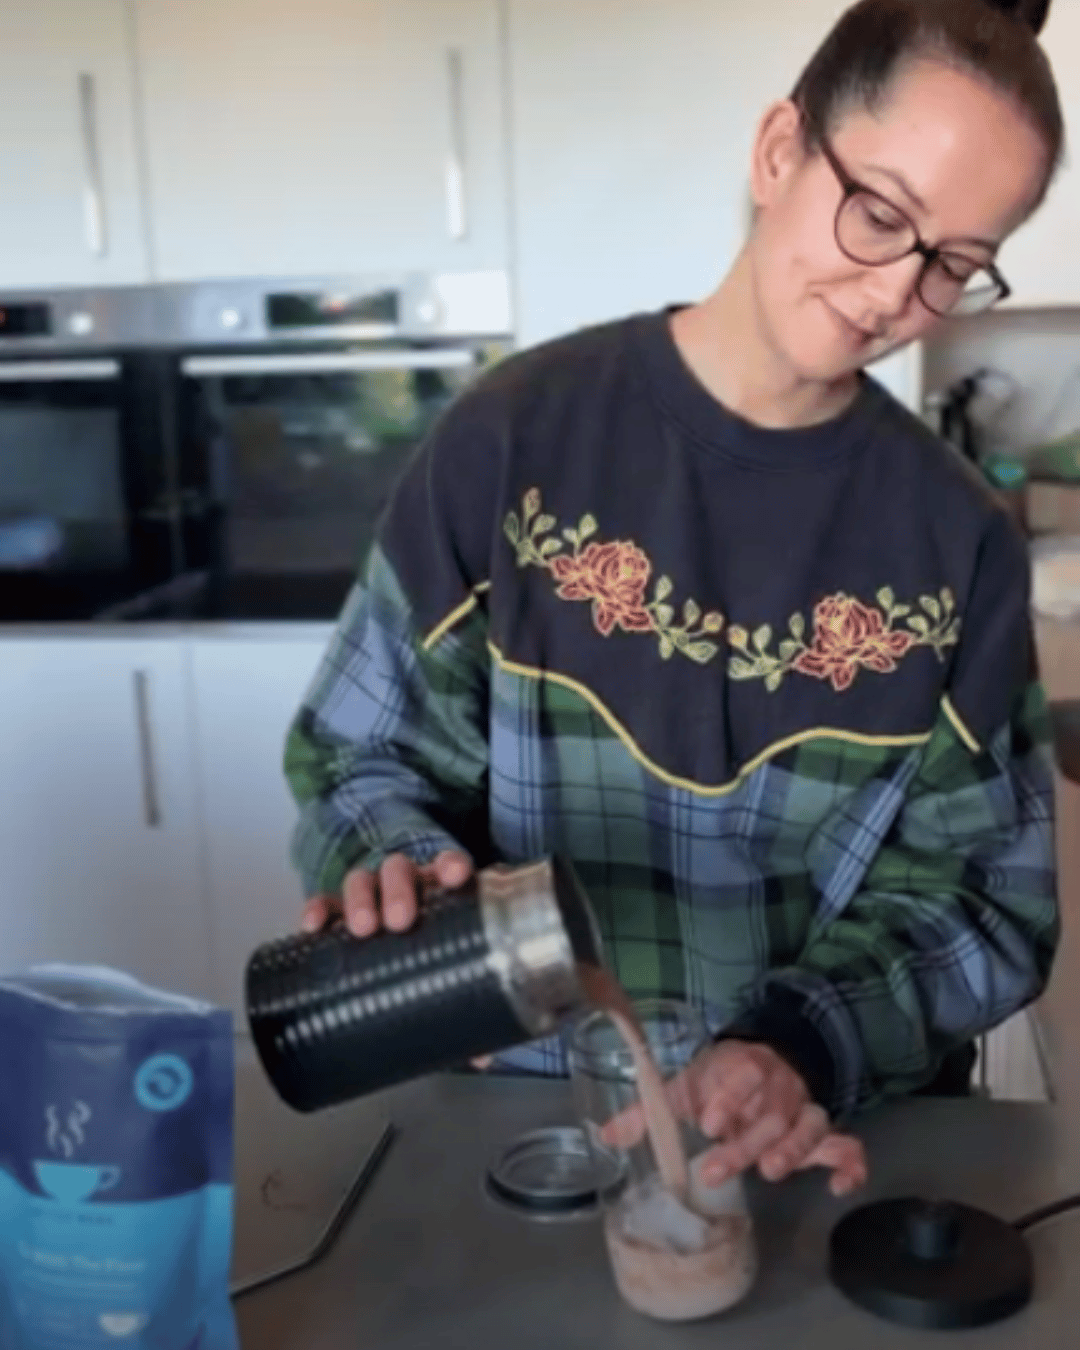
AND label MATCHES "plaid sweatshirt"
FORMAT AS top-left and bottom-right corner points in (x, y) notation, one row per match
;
(285, 311), (1058, 1119)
